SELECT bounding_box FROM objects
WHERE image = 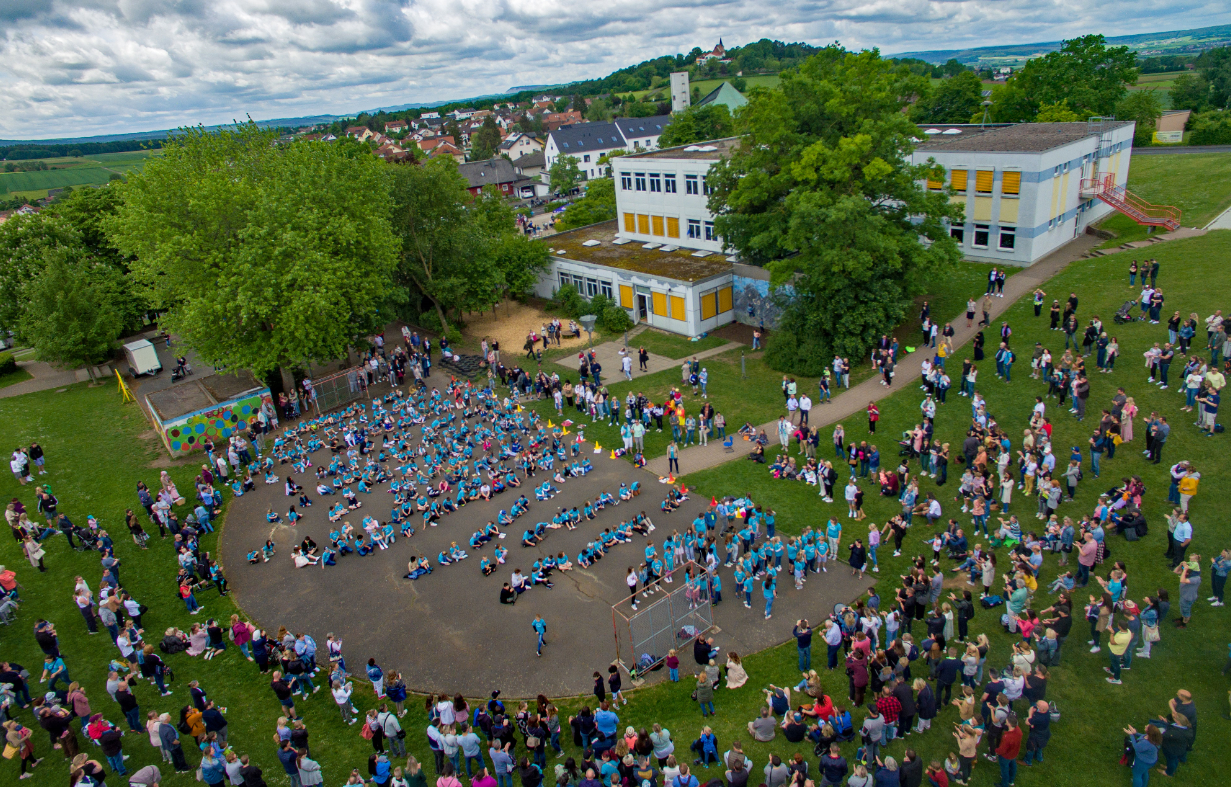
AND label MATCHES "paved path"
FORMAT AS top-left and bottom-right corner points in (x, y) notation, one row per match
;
(0, 360), (81, 398)
(646, 234), (1105, 476)
(1205, 205), (1231, 230)
(1135, 144), (1231, 156)
(554, 335), (743, 379)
